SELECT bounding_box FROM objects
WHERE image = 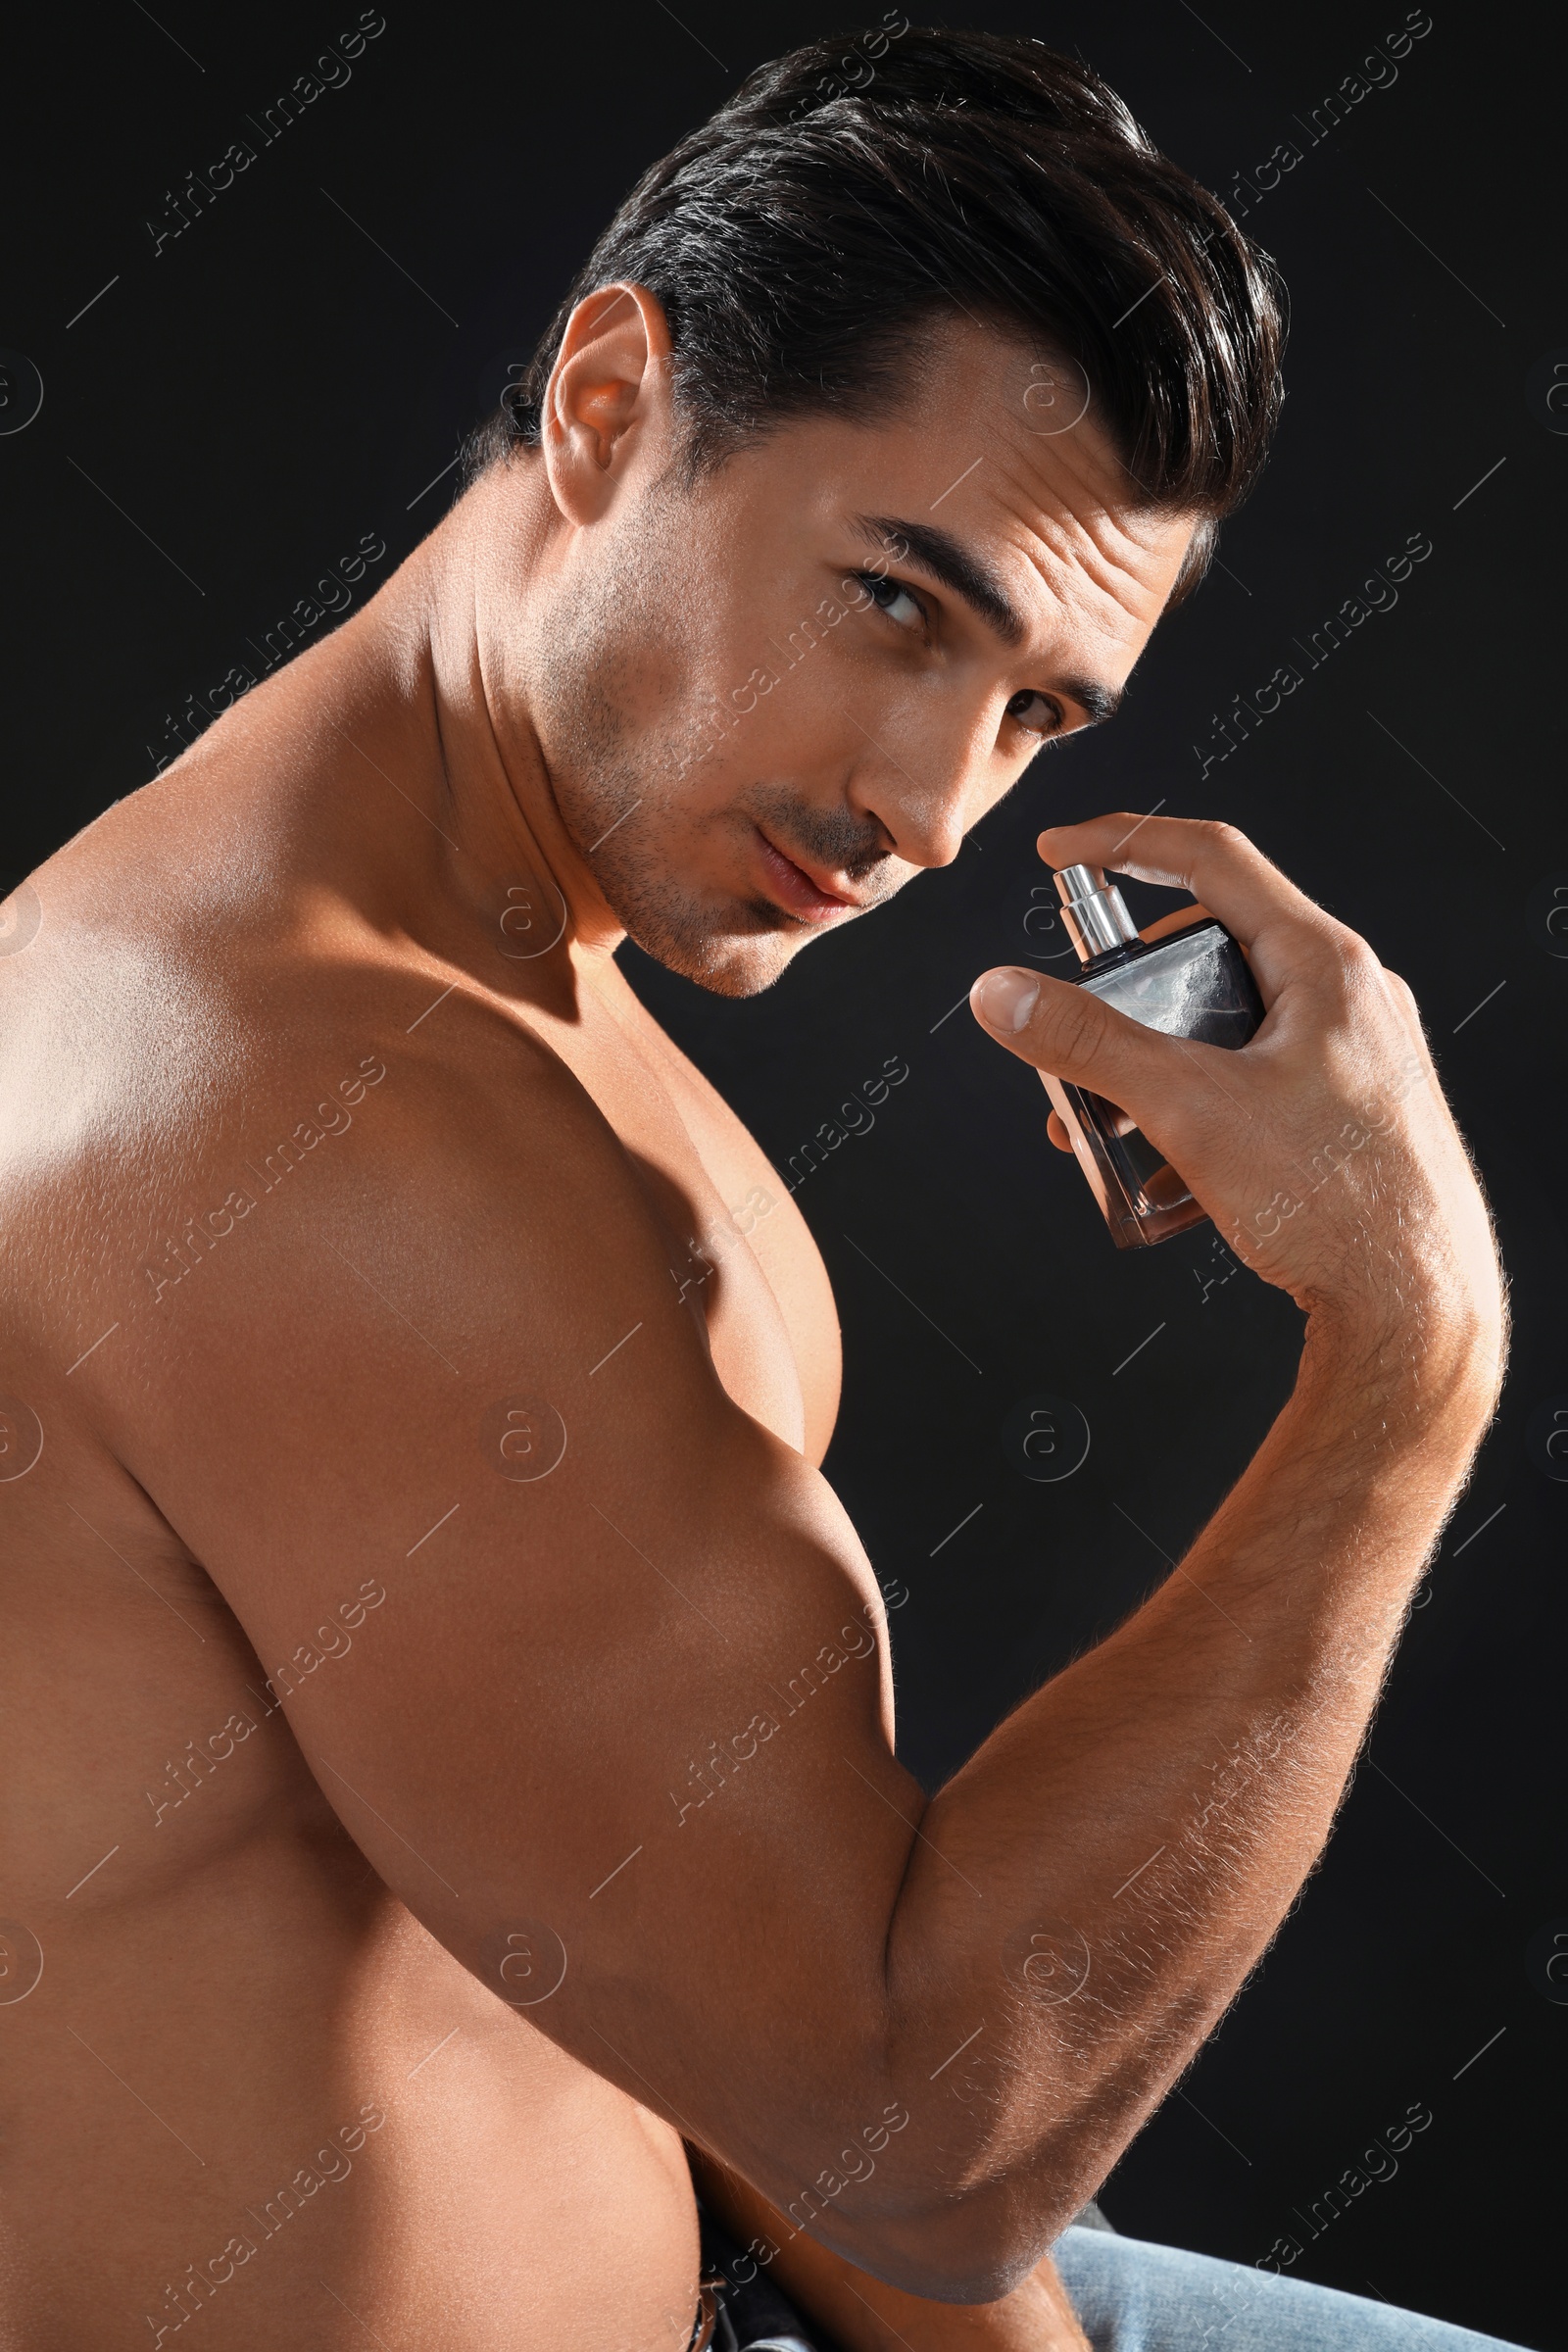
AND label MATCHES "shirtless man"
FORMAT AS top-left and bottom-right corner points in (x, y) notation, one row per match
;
(0, 26), (1514, 2352)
